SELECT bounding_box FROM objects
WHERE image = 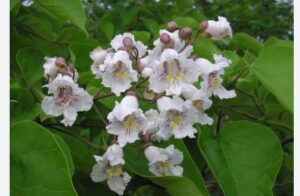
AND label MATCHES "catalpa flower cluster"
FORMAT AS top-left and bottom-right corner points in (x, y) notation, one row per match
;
(41, 16), (234, 195)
